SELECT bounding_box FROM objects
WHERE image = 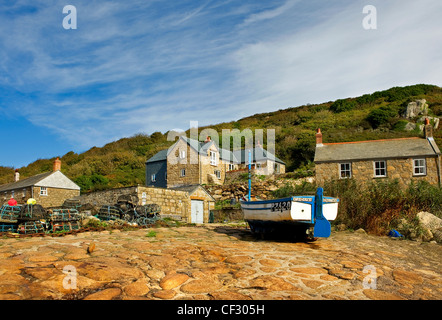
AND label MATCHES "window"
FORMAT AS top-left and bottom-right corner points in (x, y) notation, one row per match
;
(180, 169), (186, 177)
(374, 161), (387, 177)
(228, 163), (235, 171)
(22, 188), (26, 198)
(214, 170), (221, 179)
(179, 150), (186, 159)
(210, 151), (217, 166)
(40, 187), (48, 196)
(339, 163), (352, 179)
(274, 164), (280, 173)
(151, 174), (156, 182)
(413, 159), (426, 176)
